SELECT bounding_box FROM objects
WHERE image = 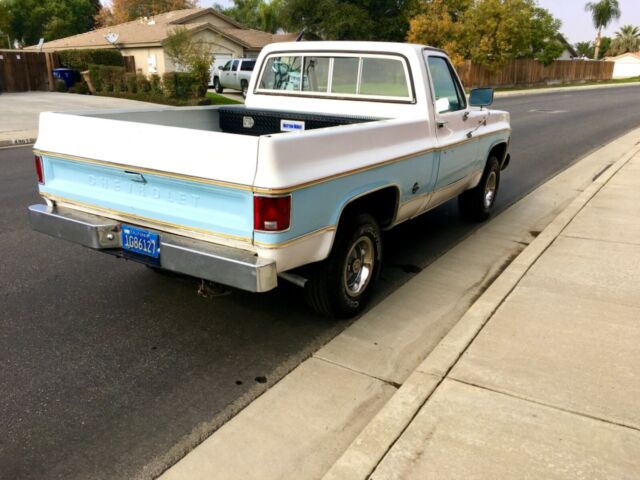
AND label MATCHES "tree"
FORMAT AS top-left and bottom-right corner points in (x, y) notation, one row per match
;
(596, 36), (612, 58)
(585, 0), (621, 60)
(279, 0), (415, 42)
(2, 0), (101, 46)
(164, 26), (214, 93)
(607, 24), (640, 56)
(575, 40), (594, 58)
(407, 0), (563, 69)
(109, 0), (198, 25)
(407, 0), (470, 64)
(217, 0), (284, 33)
